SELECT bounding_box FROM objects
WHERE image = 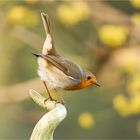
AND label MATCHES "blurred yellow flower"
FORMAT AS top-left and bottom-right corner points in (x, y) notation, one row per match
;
(113, 93), (140, 117)
(7, 6), (25, 24)
(25, 0), (54, 4)
(98, 25), (129, 47)
(120, 52), (140, 74)
(57, 2), (90, 25)
(126, 74), (140, 95)
(130, 0), (140, 9)
(78, 112), (94, 129)
(7, 6), (38, 27)
(131, 13), (140, 26)
(113, 94), (130, 117)
(129, 94), (140, 115)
